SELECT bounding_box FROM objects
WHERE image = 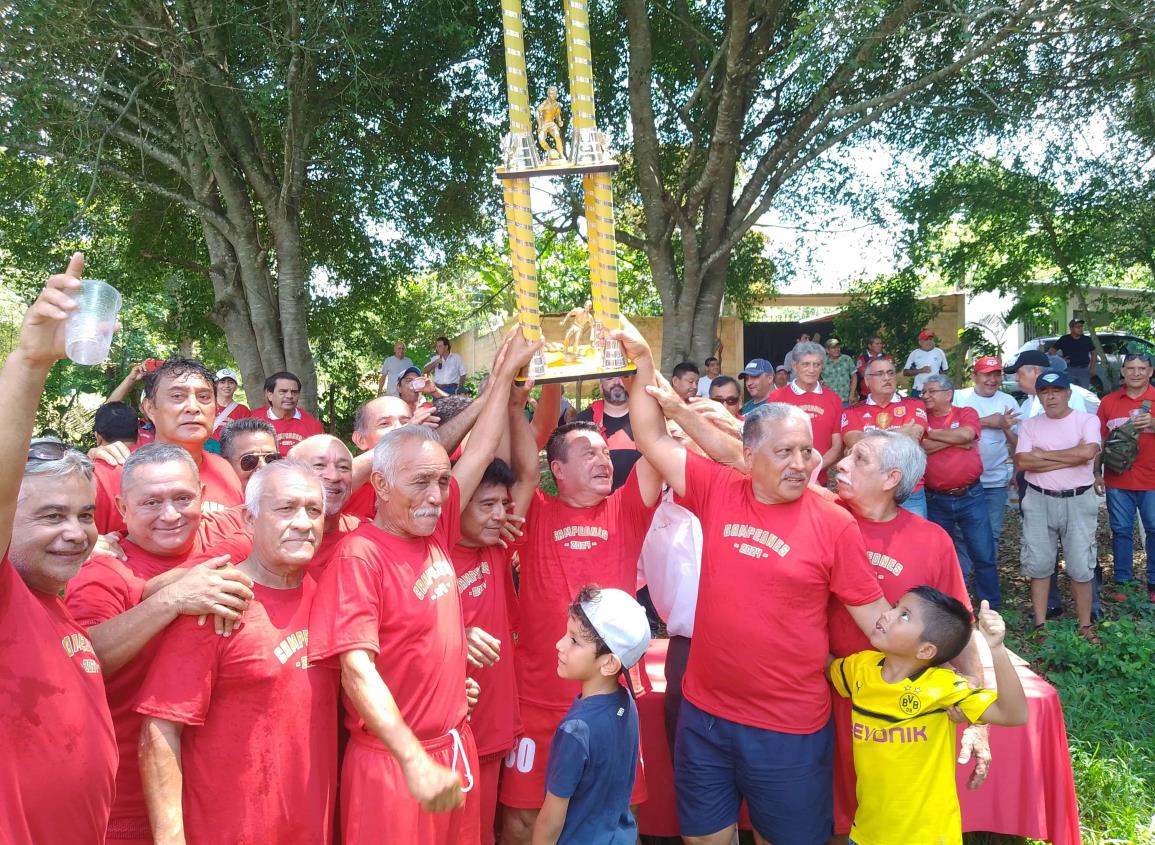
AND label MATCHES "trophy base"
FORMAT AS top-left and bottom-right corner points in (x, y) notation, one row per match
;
(515, 344), (636, 385)
(496, 160), (619, 180)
